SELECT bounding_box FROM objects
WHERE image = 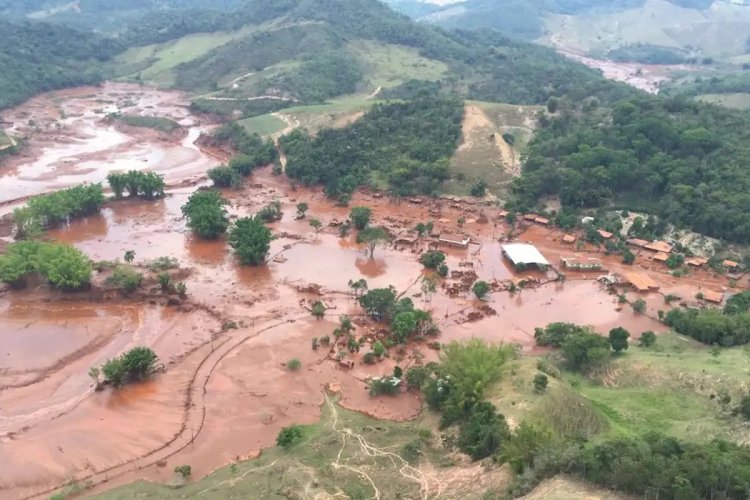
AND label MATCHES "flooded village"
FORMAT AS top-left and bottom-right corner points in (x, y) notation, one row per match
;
(0, 83), (746, 499)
